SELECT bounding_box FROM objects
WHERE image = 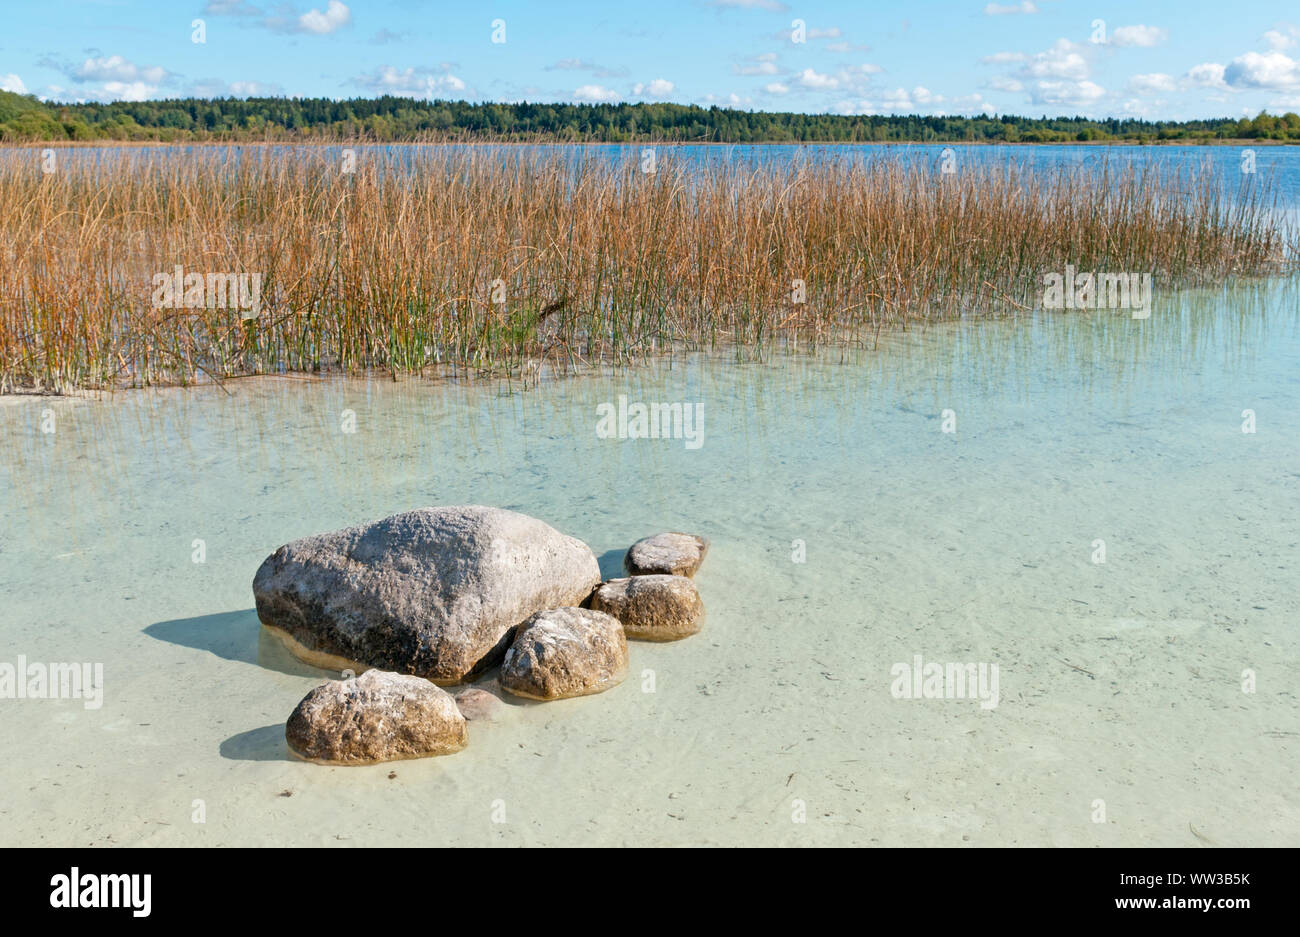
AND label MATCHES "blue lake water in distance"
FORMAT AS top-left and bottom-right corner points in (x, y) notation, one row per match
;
(1, 278), (1296, 846)
(37, 142), (1300, 207)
